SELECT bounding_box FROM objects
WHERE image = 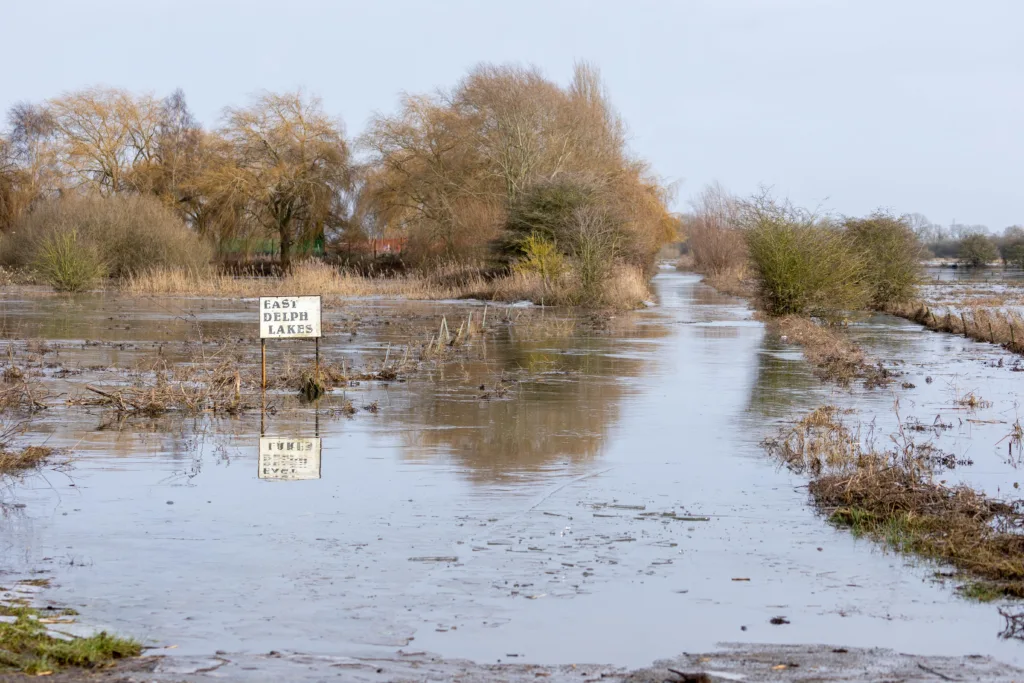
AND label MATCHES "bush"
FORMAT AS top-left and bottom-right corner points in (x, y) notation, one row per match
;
(684, 184), (747, 274)
(8, 194), (213, 282)
(742, 195), (867, 316)
(844, 212), (923, 308)
(687, 220), (746, 275)
(514, 234), (567, 296)
(33, 230), (106, 292)
(500, 179), (598, 259)
(957, 233), (999, 267)
(566, 205), (620, 306)
(498, 178), (638, 307)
